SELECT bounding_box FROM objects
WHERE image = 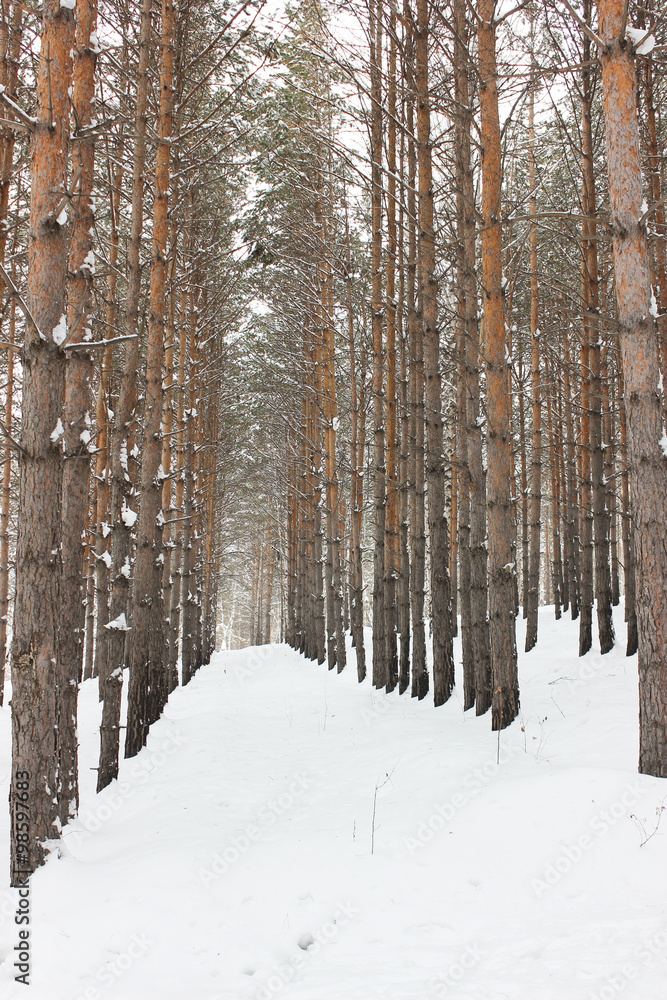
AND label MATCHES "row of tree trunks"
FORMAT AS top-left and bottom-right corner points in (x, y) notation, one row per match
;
(98, 0), (152, 789)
